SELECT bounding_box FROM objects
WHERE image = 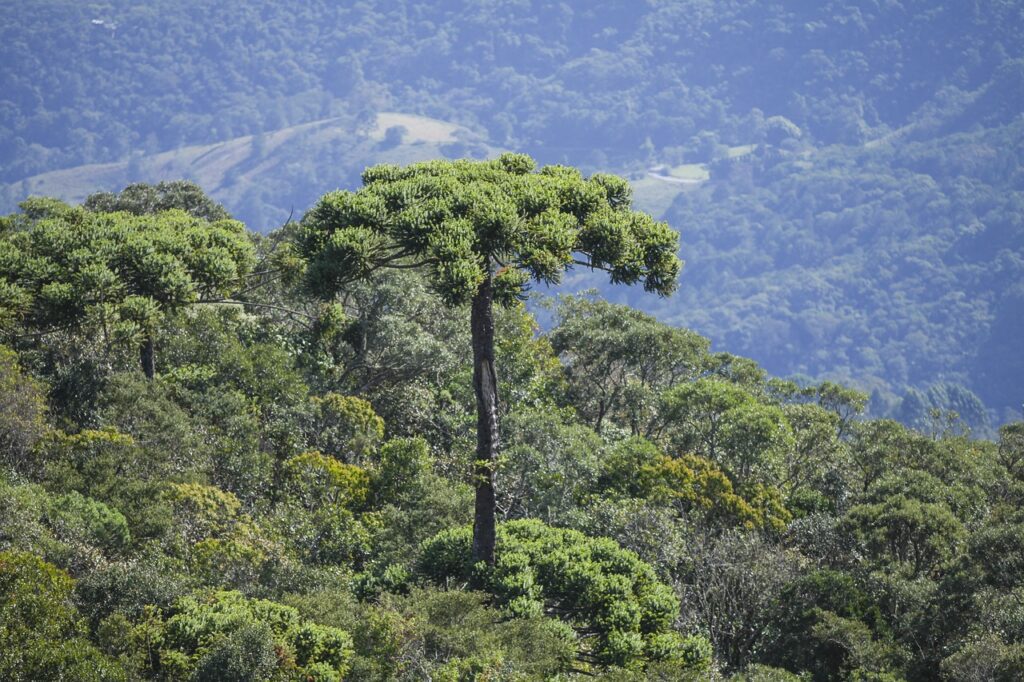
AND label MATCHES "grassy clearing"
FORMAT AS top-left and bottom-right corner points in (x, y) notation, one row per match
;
(668, 163), (711, 181)
(369, 112), (462, 143)
(6, 112), (478, 209)
(727, 143), (758, 158)
(631, 177), (690, 218)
